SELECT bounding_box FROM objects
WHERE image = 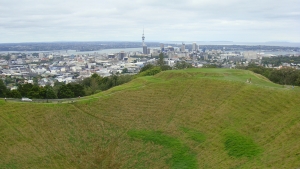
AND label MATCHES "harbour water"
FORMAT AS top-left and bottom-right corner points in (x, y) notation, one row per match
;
(0, 48), (299, 56)
(0, 48), (143, 55)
